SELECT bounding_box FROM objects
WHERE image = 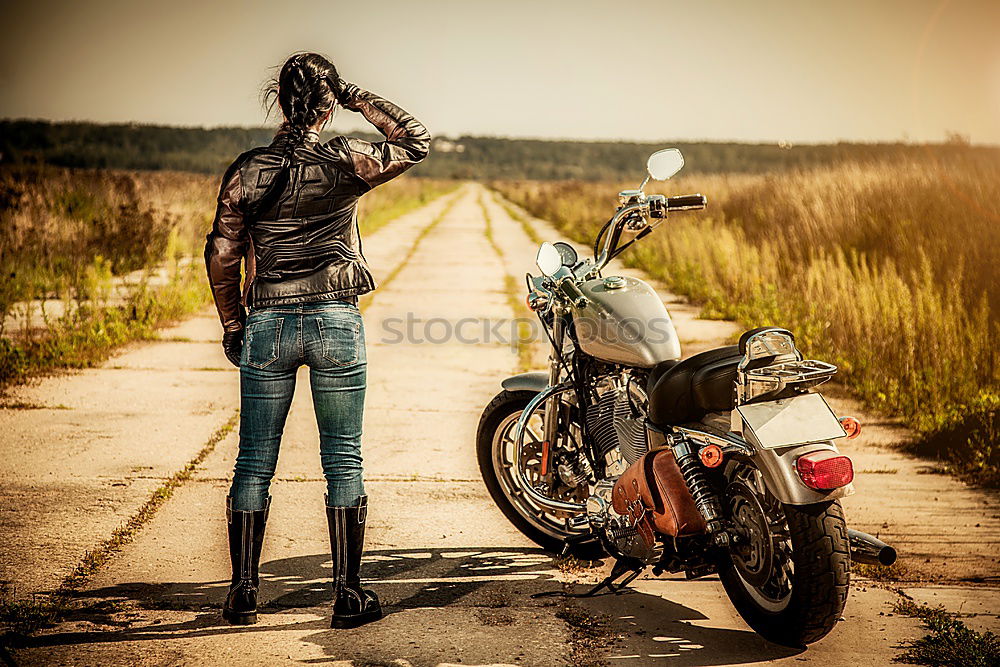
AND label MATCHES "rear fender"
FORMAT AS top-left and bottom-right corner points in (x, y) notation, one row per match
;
(748, 440), (855, 505)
